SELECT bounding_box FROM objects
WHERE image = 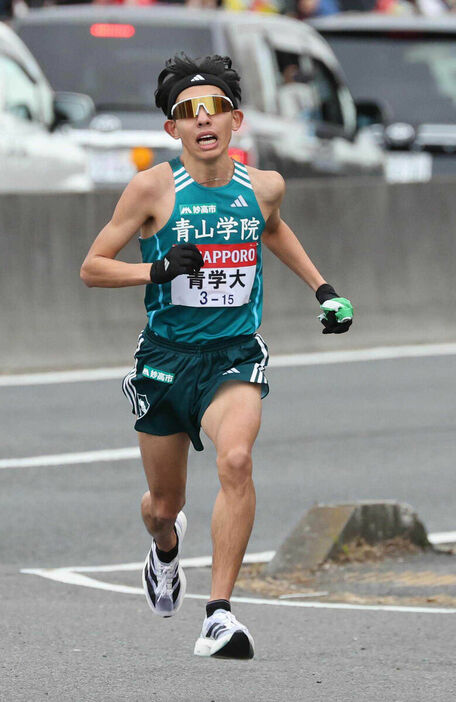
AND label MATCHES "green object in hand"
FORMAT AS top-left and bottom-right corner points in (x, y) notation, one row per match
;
(319, 297), (353, 324)
(315, 284), (353, 334)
